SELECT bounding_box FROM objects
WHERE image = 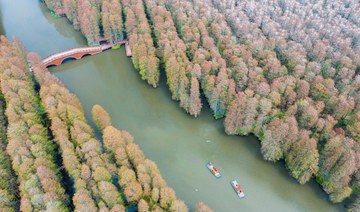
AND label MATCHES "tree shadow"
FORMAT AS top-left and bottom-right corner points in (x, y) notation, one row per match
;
(38, 1), (85, 45)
